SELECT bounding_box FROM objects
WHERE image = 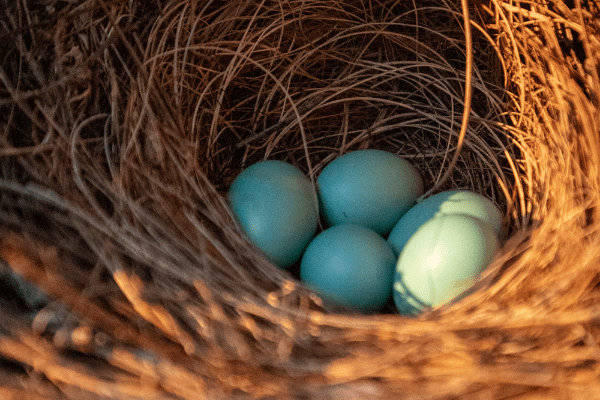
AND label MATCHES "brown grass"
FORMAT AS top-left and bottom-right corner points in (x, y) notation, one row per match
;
(0, 0), (599, 398)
